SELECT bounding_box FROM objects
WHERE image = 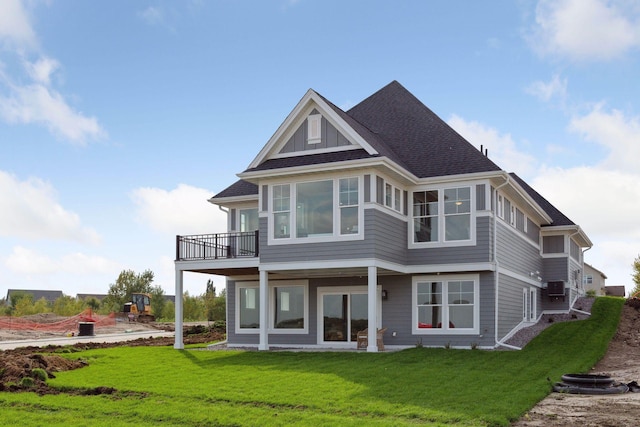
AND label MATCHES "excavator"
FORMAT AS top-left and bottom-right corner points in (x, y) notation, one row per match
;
(122, 293), (155, 323)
